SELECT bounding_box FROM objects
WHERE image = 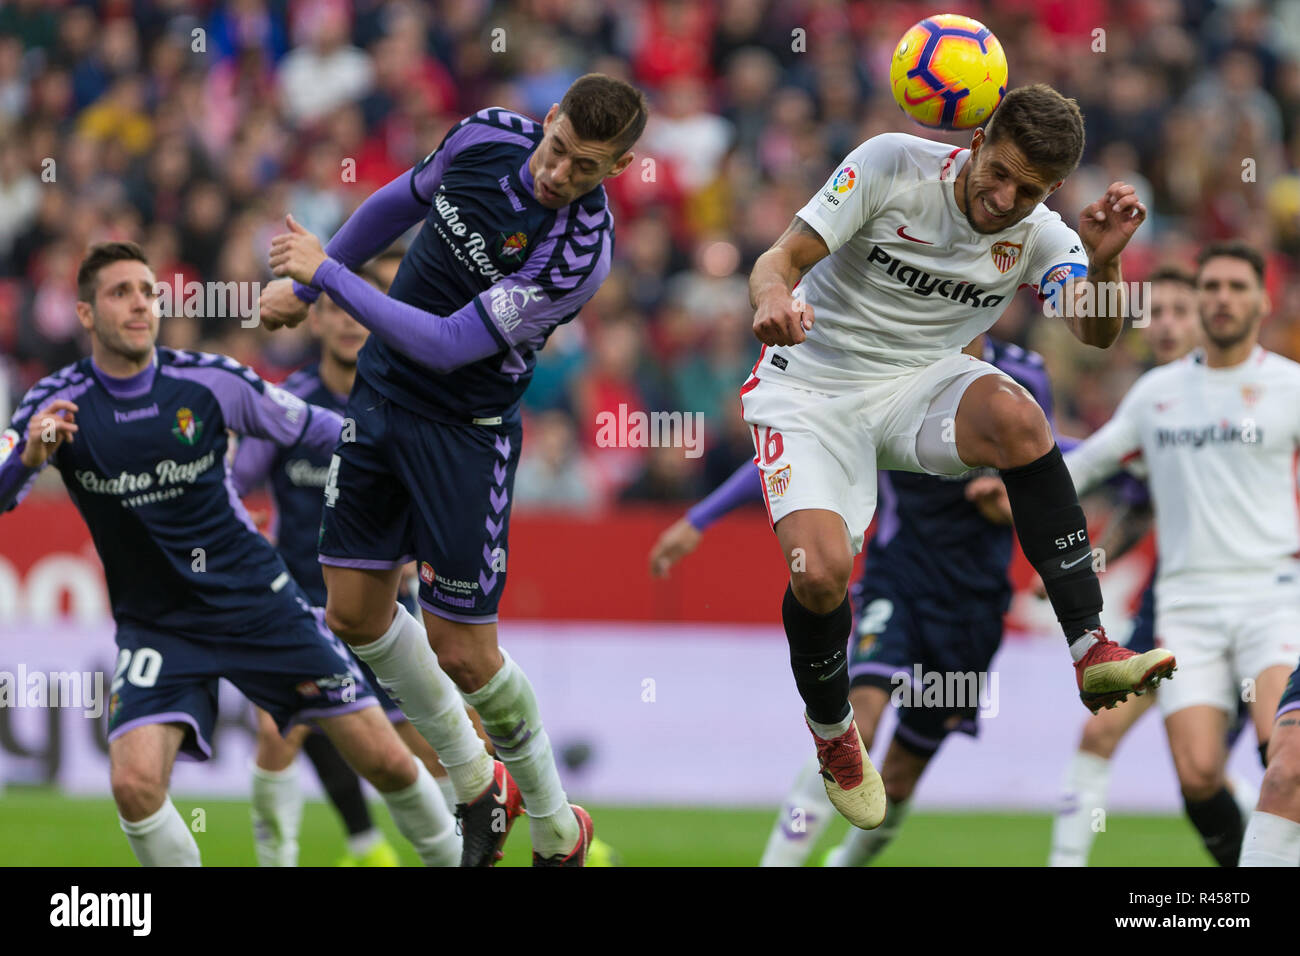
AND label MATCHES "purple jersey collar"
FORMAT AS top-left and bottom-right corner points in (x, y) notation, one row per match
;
(91, 350), (158, 400)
